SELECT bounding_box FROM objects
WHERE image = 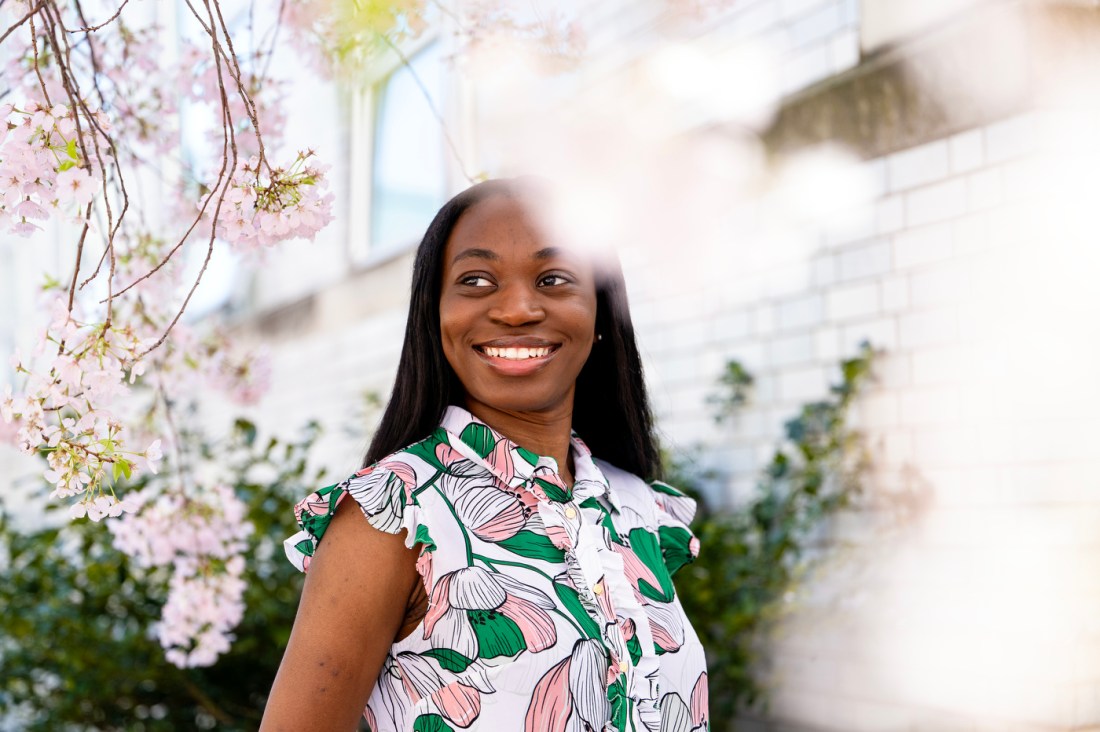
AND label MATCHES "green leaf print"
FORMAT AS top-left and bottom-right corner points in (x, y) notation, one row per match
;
(496, 530), (566, 563)
(580, 496), (622, 543)
(412, 713), (456, 732)
(627, 528), (675, 603)
(404, 428), (450, 472)
(535, 477), (570, 503)
(516, 445), (540, 467)
(469, 609), (526, 658)
(552, 582), (601, 639)
(298, 484), (344, 540)
(293, 538), (314, 558)
(415, 523), (437, 552)
(460, 423), (496, 458)
(658, 525), (695, 577)
(422, 648), (474, 673)
(607, 676), (629, 731)
(649, 480), (687, 497)
(626, 633), (642, 665)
